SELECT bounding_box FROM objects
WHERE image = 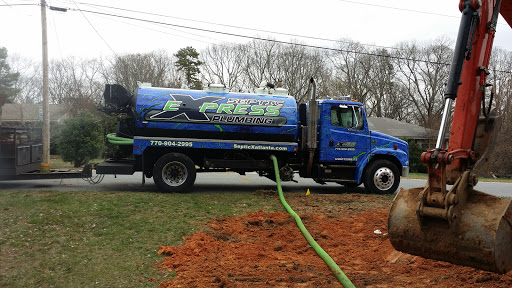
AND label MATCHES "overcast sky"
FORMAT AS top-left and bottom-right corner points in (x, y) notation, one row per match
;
(1, 0), (511, 60)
